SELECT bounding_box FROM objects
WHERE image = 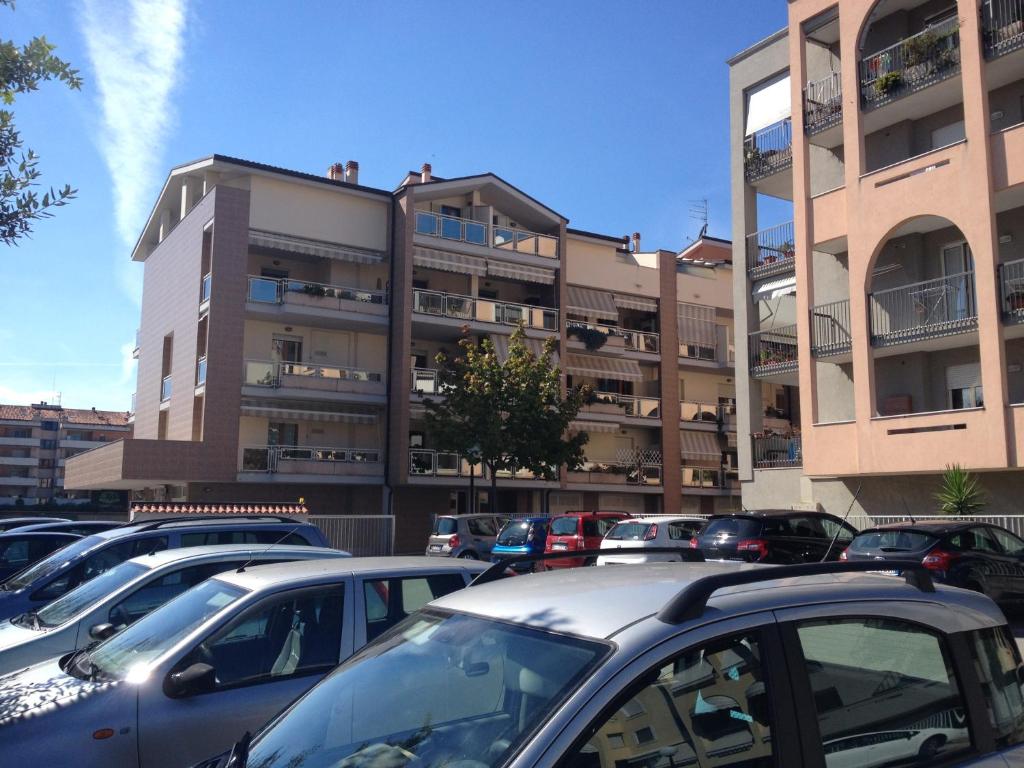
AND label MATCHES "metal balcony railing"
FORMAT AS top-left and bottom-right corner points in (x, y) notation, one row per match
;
(752, 435), (802, 469)
(411, 368), (440, 394)
(201, 273), (211, 303)
(412, 288), (558, 332)
(569, 461), (663, 486)
(587, 392), (661, 419)
(679, 401), (721, 423)
(244, 360), (382, 388)
(196, 356), (207, 386)
(247, 276), (387, 307)
(803, 72), (843, 135)
(565, 320), (660, 353)
(1000, 258), (1024, 323)
(749, 325), (798, 376)
(160, 375), (172, 403)
(743, 118), (793, 183)
(746, 221), (795, 279)
(241, 445), (381, 473)
(983, 0), (1024, 58)
(414, 210), (558, 258)
(810, 299), (852, 356)
(859, 16), (961, 110)
(869, 271), (977, 346)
